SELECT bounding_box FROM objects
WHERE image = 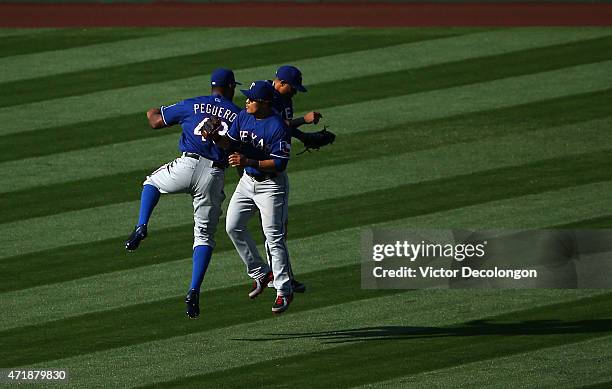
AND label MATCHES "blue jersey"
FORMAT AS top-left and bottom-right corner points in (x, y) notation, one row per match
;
(160, 94), (241, 163)
(227, 110), (291, 176)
